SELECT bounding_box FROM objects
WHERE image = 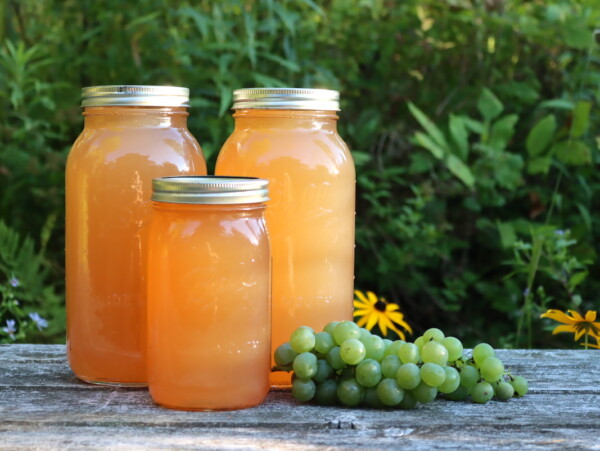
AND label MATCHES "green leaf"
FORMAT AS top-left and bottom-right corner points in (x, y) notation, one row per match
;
(351, 151), (371, 167)
(446, 154), (475, 188)
(413, 131), (445, 159)
(449, 114), (469, 160)
(408, 103), (449, 152)
(538, 99), (575, 110)
(496, 221), (516, 248)
(526, 114), (556, 156)
(568, 271), (587, 290)
(218, 85), (232, 117)
(552, 140), (592, 166)
(527, 157), (552, 175)
(477, 88), (503, 122)
(488, 114), (518, 151)
(571, 100), (591, 138)
(563, 18), (594, 49)
(462, 117), (485, 134)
